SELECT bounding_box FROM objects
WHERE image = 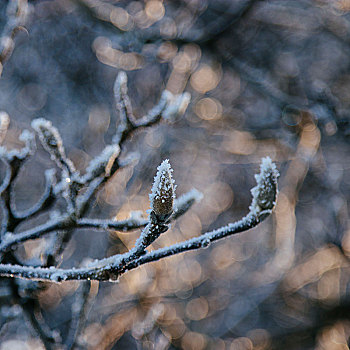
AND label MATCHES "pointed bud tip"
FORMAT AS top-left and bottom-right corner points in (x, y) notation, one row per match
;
(150, 159), (175, 221)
